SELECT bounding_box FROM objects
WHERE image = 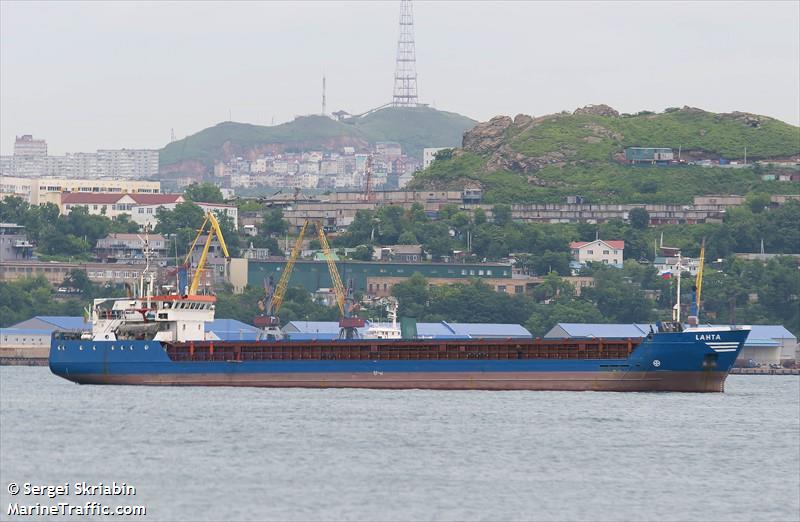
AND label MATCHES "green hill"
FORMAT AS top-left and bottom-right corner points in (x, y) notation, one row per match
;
(160, 107), (476, 168)
(411, 105), (800, 204)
